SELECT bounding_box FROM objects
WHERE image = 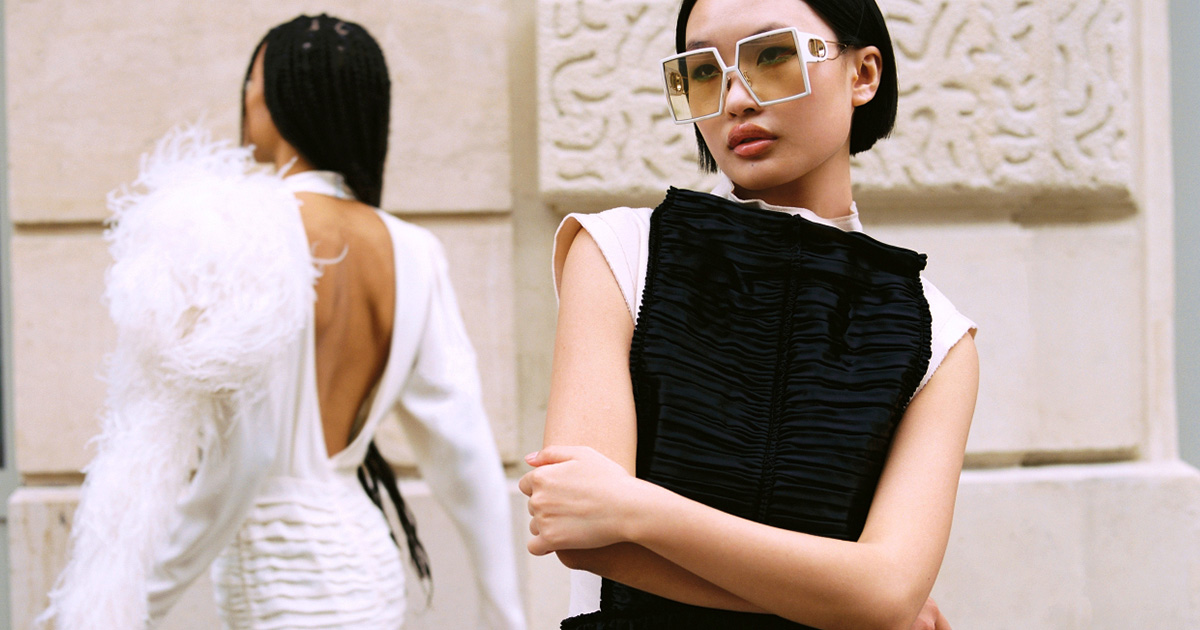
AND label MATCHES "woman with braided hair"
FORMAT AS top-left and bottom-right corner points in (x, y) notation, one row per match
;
(40, 14), (525, 630)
